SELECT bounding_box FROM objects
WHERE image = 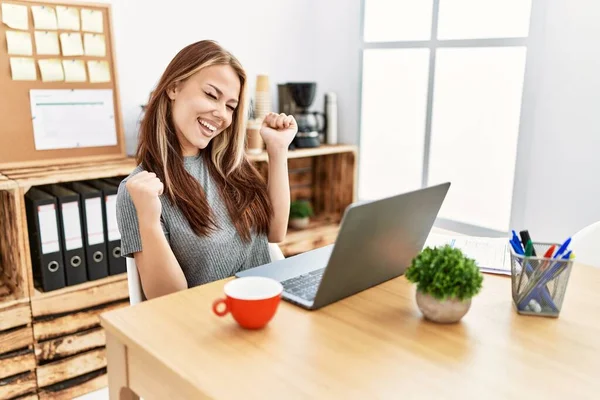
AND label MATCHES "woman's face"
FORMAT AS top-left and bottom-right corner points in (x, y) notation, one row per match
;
(168, 65), (241, 156)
